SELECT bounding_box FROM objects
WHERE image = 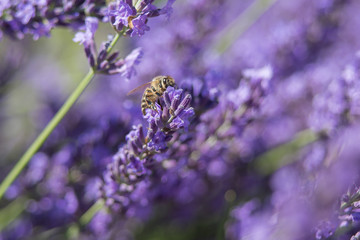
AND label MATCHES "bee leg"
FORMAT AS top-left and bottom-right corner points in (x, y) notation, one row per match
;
(152, 104), (158, 113)
(145, 96), (153, 109)
(157, 99), (163, 110)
